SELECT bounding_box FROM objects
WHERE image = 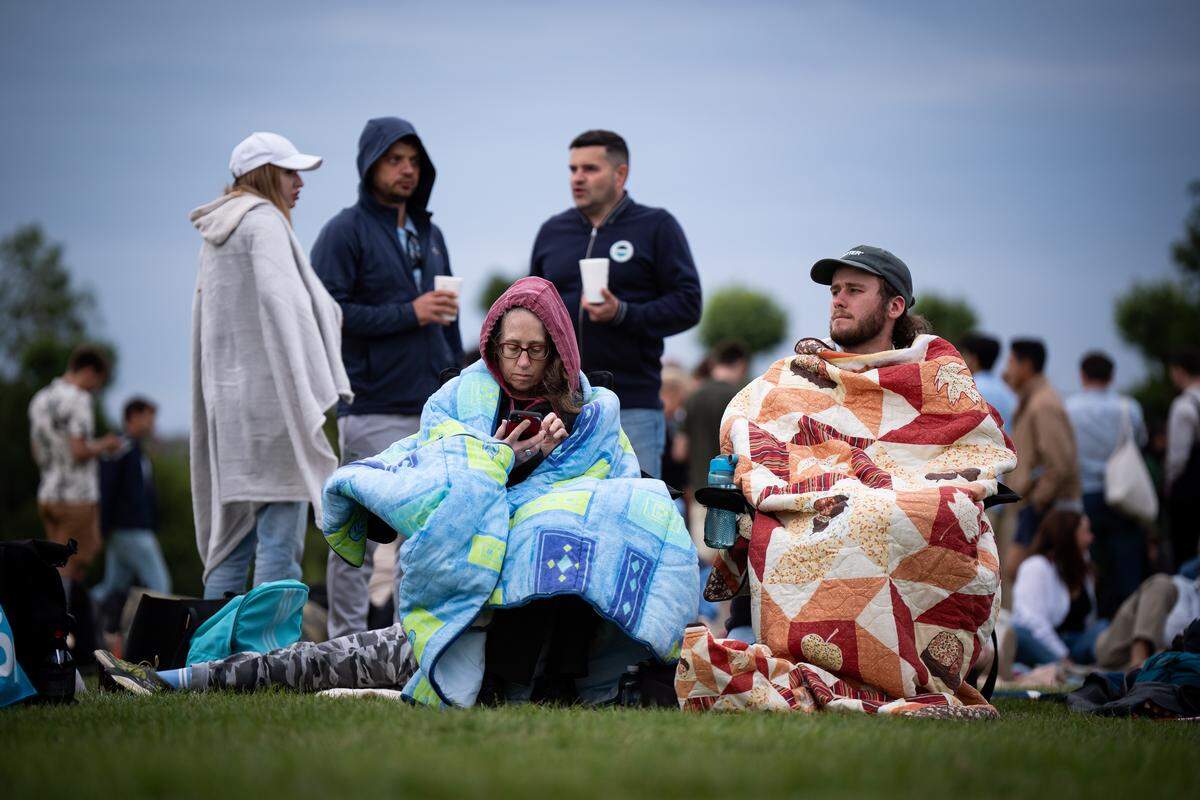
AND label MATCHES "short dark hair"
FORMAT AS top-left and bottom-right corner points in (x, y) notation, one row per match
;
(1080, 351), (1114, 383)
(711, 340), (749, 366)
(123, 396), (157, 422)
(68, 344), (110, 376)
(1170, 347), (1200, 377)
(1010, 338), (1047, 373)
(569, 130), (628, 165)
(959, 333), (1001, 371)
